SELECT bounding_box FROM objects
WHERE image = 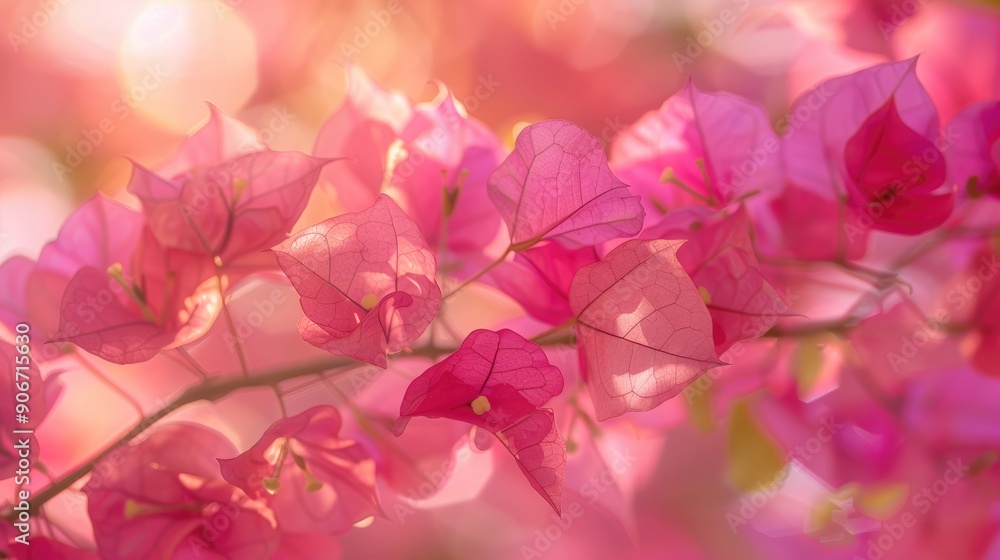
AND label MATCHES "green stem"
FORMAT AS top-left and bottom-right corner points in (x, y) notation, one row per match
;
(443, 246), (512, 300)
(530, 318), (577, 343)
(217, 274), (250, 377)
